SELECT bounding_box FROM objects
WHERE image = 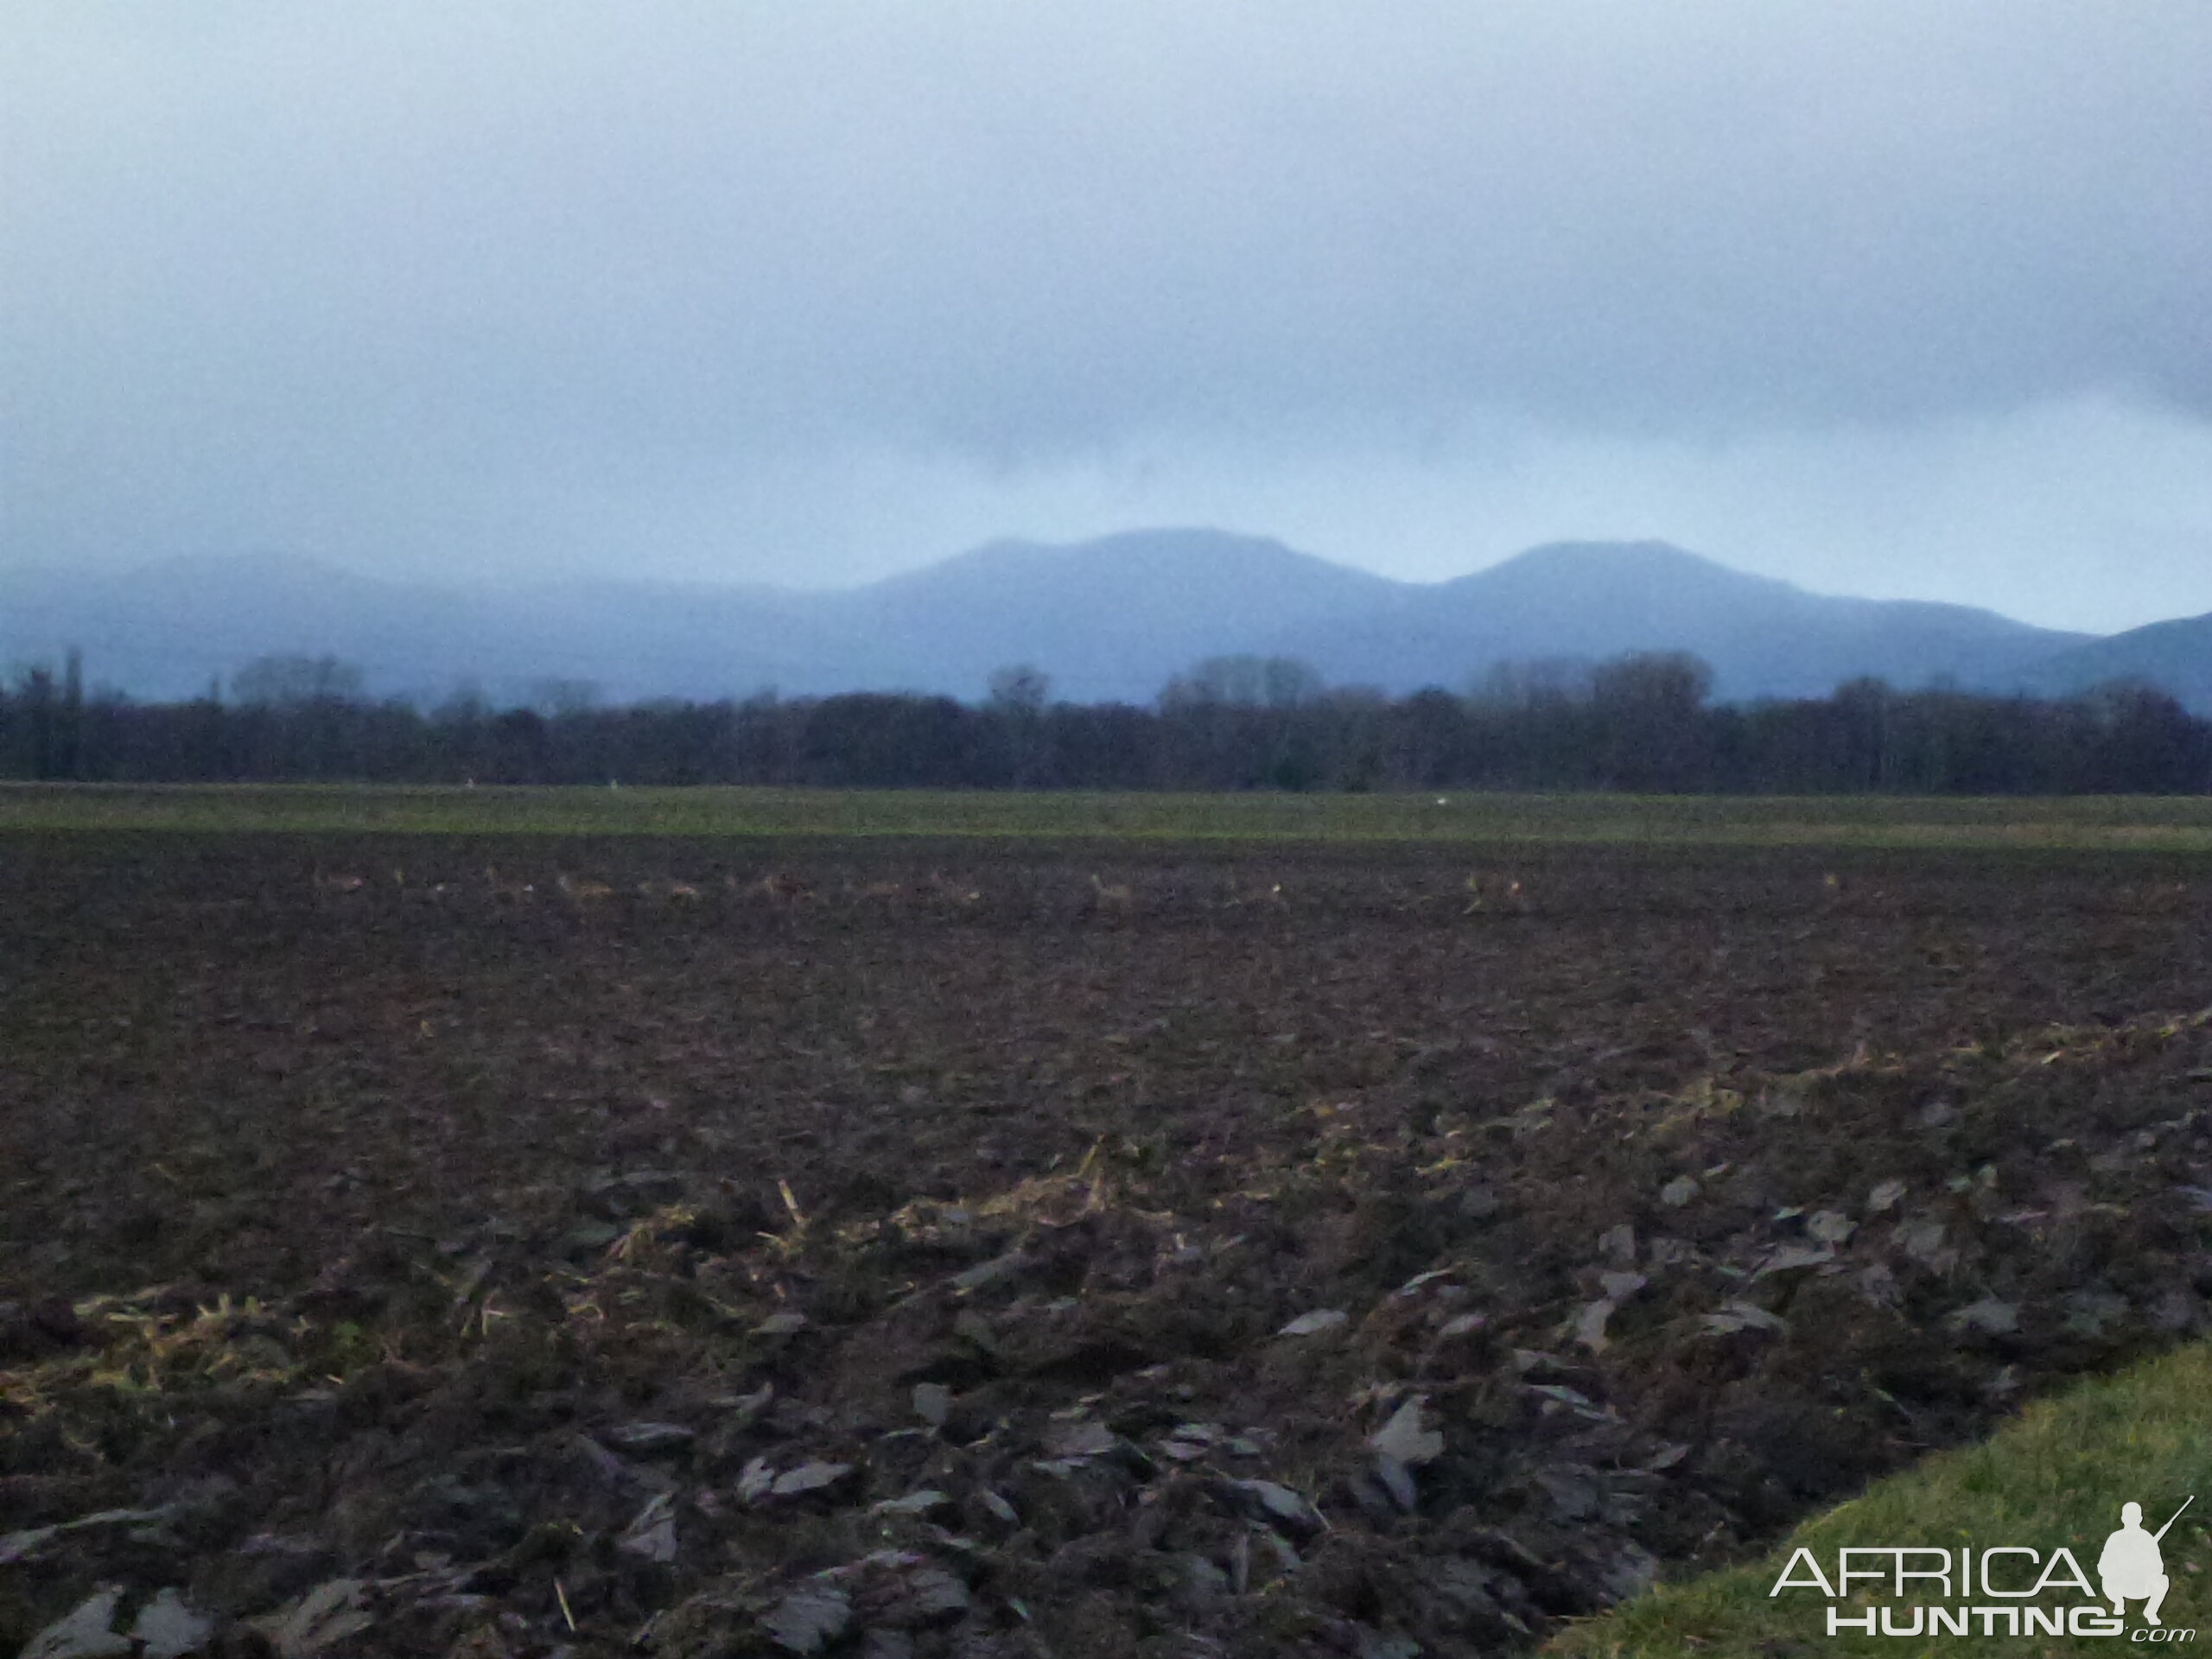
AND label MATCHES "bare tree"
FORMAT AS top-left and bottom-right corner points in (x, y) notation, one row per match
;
(232, 653), (366, 707)
(987, 664), (1052, 715)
